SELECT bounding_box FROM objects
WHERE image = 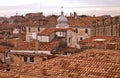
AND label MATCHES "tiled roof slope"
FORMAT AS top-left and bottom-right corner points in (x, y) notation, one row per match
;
(0, 15), (115, 28)
(45, 16), (111, 27)
(45, 16), (95, 27)
(0, 45), (7, 53)
(12, 39), (62, 51)
(0, 49), (119, 78)
(38, 28), (75, 36)
(38, 28), (55, 36)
